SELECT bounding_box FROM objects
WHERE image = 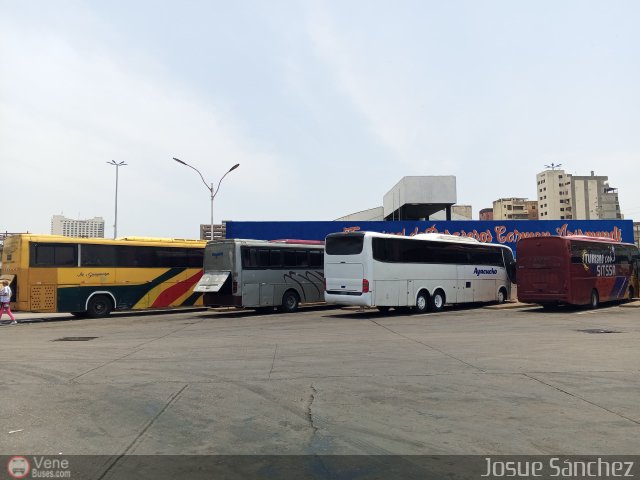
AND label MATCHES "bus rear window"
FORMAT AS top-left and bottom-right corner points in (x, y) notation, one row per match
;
(326, 235), (364, 255)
